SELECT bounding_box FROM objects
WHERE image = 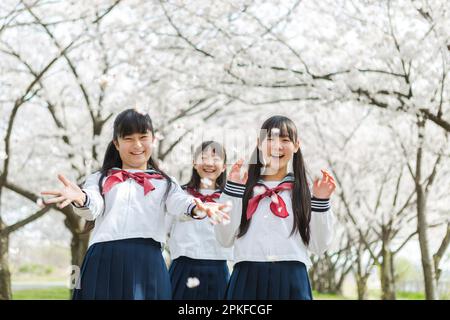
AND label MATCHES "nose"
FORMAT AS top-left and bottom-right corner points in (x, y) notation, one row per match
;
(272, 140), (282, 150)
(203, 158), (214, 166)
(134, 140), (143, 148)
